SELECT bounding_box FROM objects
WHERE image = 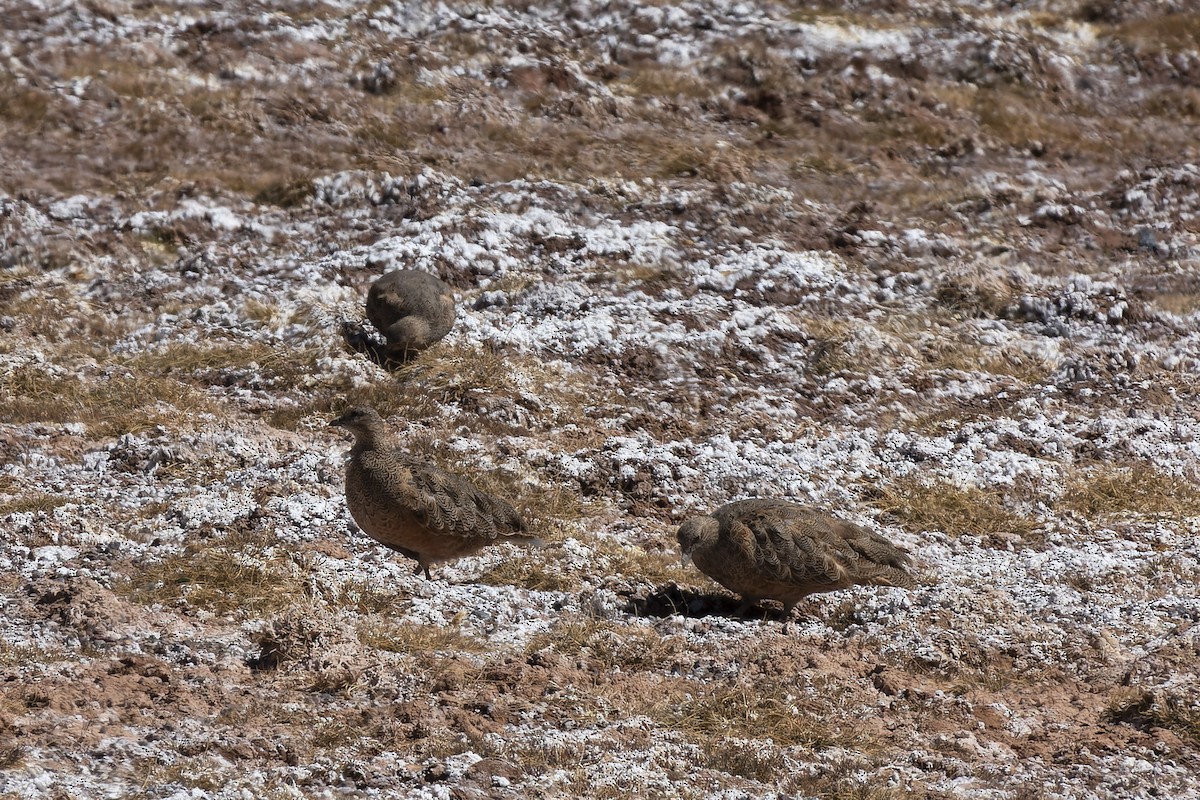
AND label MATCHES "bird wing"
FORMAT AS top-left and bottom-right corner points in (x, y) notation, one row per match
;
(720, 501), (916, 590)
(405, 459), (526, 540)
(765, 518), (852, 585)
(794, 515), (916, 587)
(839, 523), (914, 571)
